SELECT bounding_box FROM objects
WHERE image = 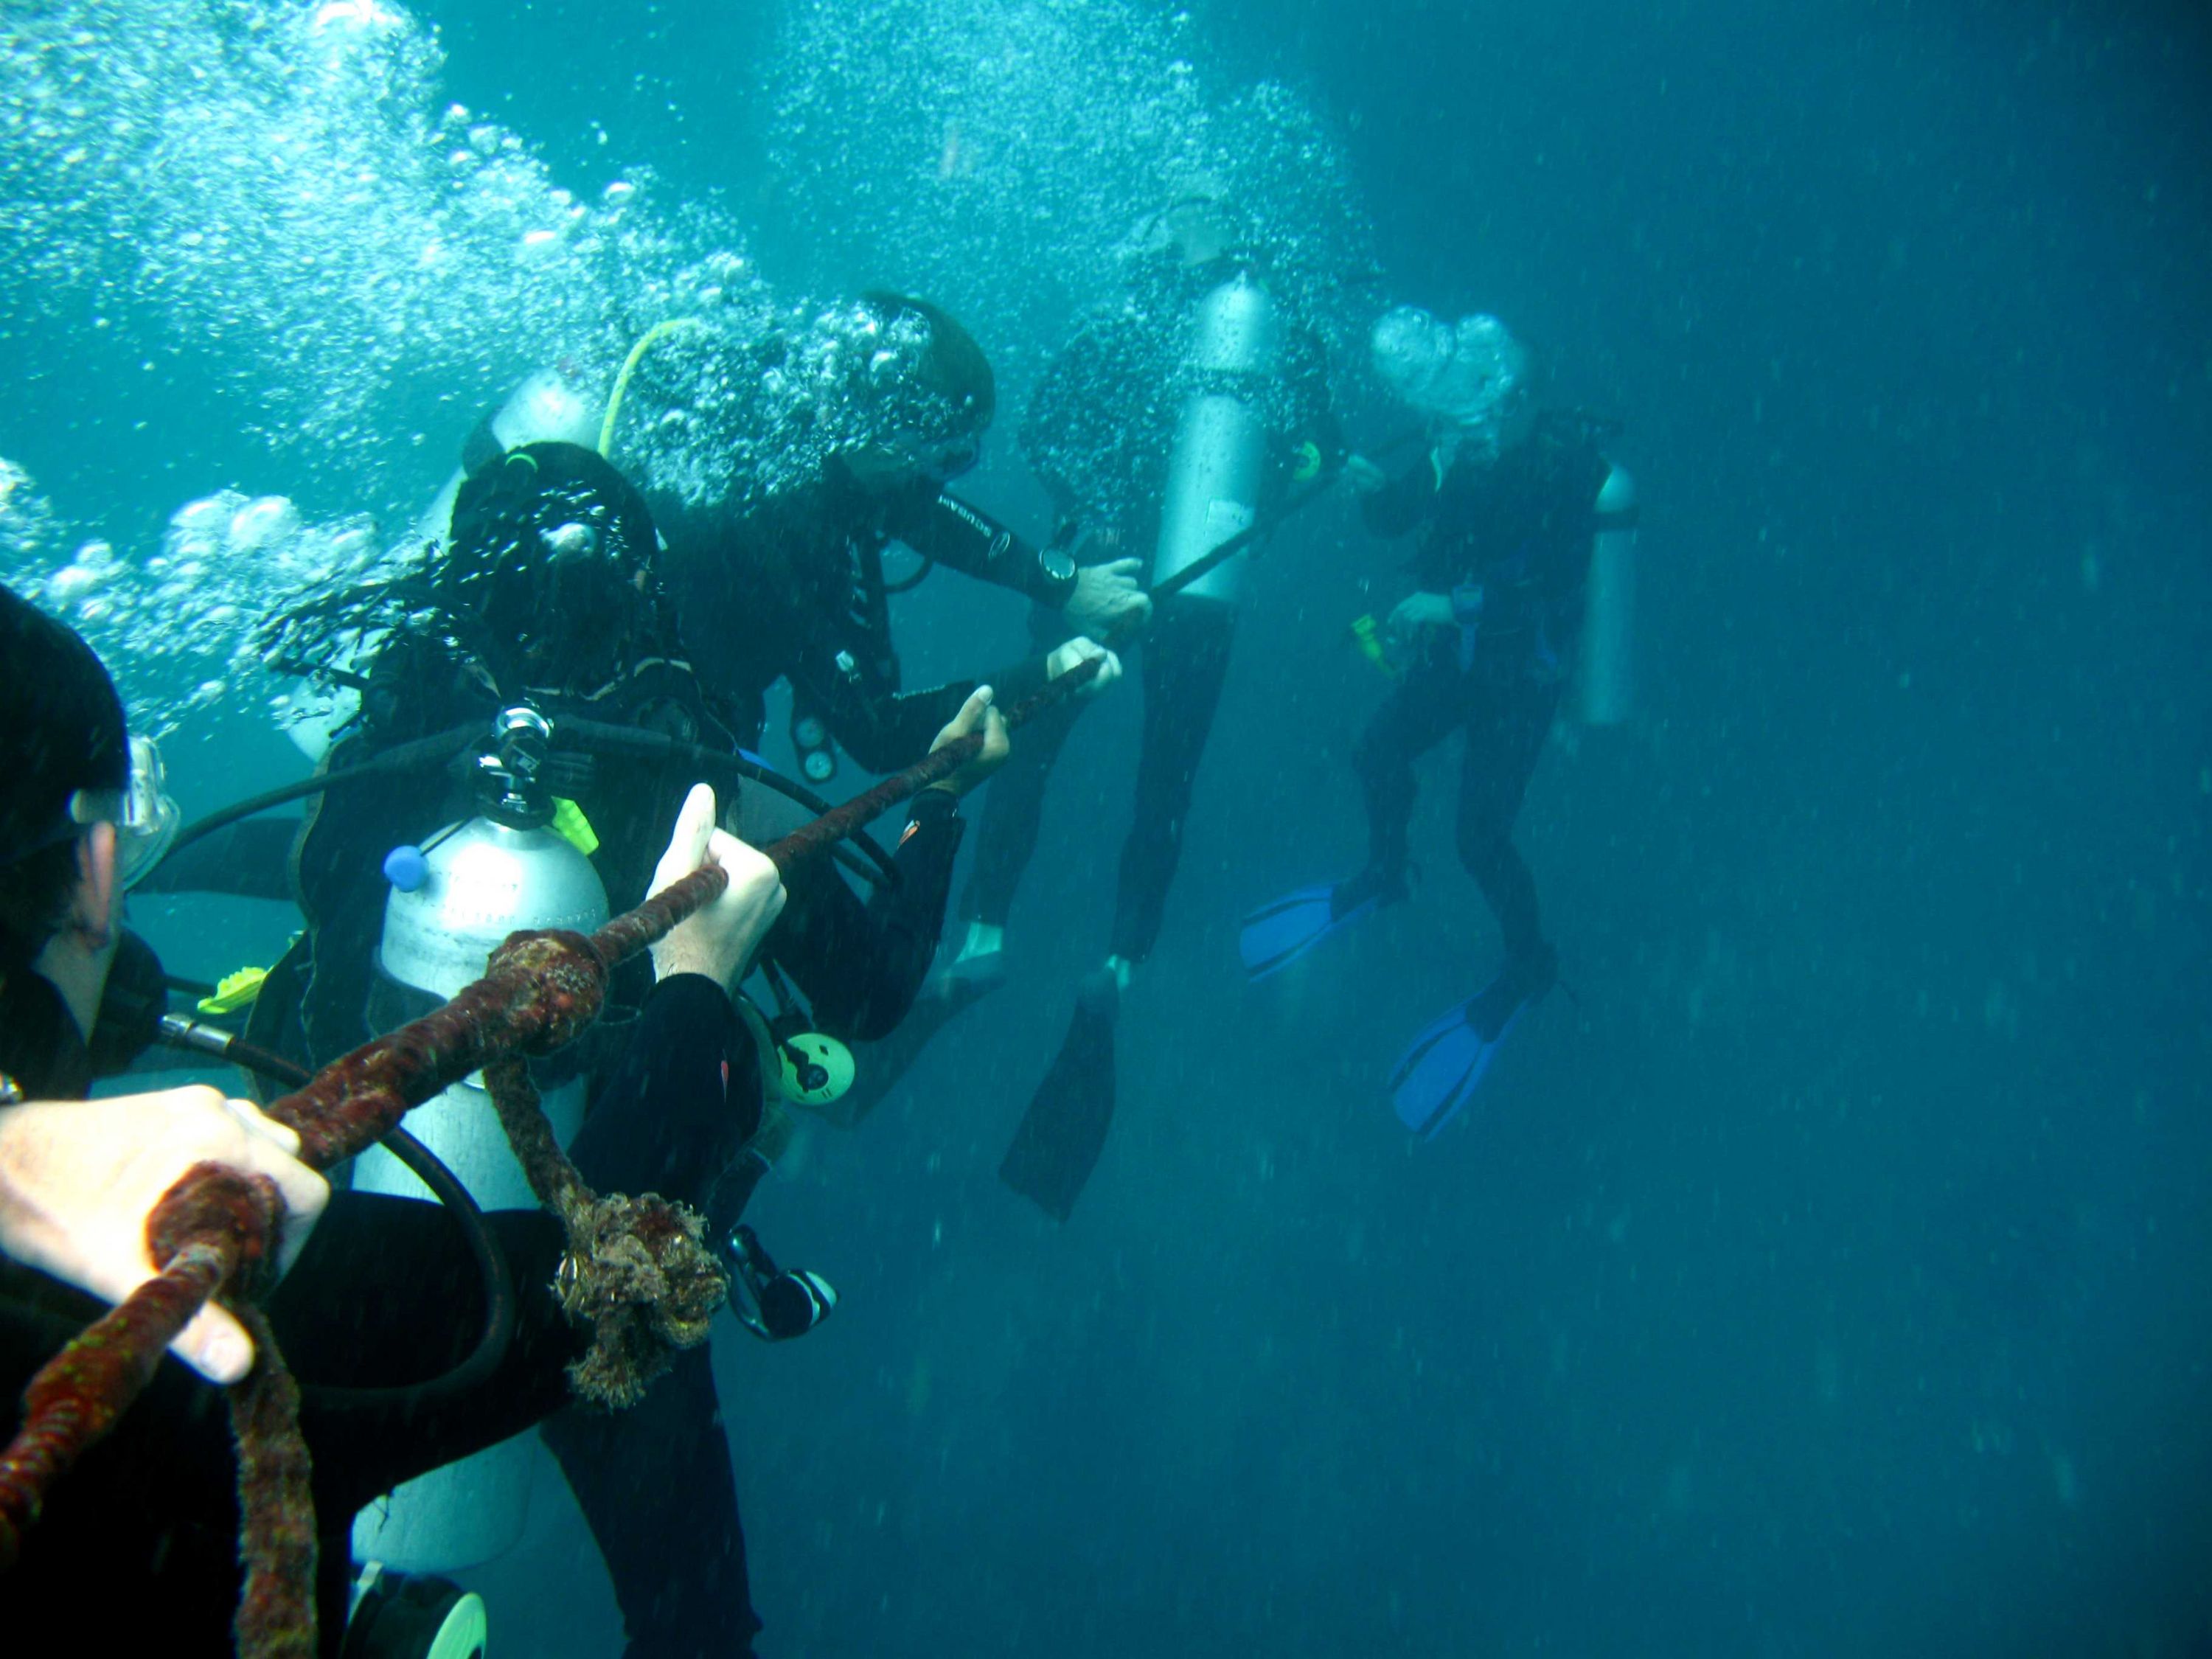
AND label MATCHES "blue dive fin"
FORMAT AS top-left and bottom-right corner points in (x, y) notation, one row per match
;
(1387, 970), (1540, 1141)
(1239, 883), (1377, 981)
